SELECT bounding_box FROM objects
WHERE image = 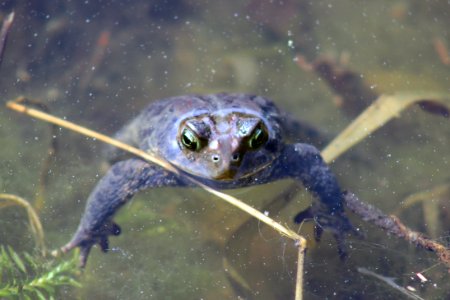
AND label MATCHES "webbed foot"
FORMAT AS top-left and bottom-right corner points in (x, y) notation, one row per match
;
(294, 205), (362, 259)
(61, 221), (121, 267)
